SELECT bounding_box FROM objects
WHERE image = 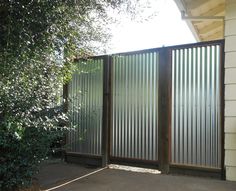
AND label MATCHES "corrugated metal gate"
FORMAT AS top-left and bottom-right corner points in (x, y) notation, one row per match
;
(111, 52), (159, 162)
(66, 40), (224, 176)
